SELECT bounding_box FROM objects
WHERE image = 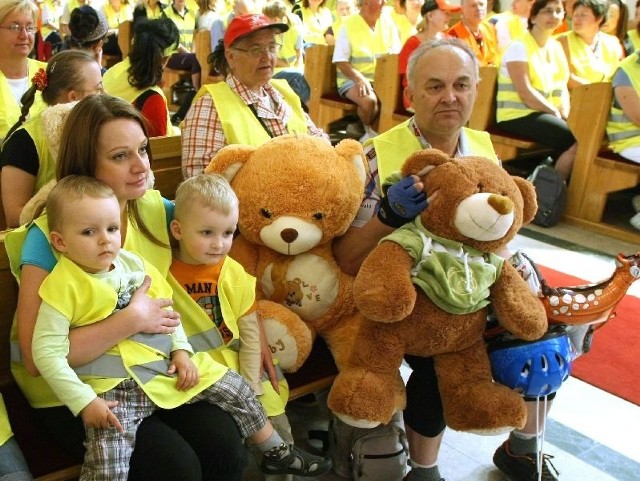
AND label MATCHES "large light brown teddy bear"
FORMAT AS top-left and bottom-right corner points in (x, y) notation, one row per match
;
(327, 149), (549, 433)
(204, 134), (377, 374)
